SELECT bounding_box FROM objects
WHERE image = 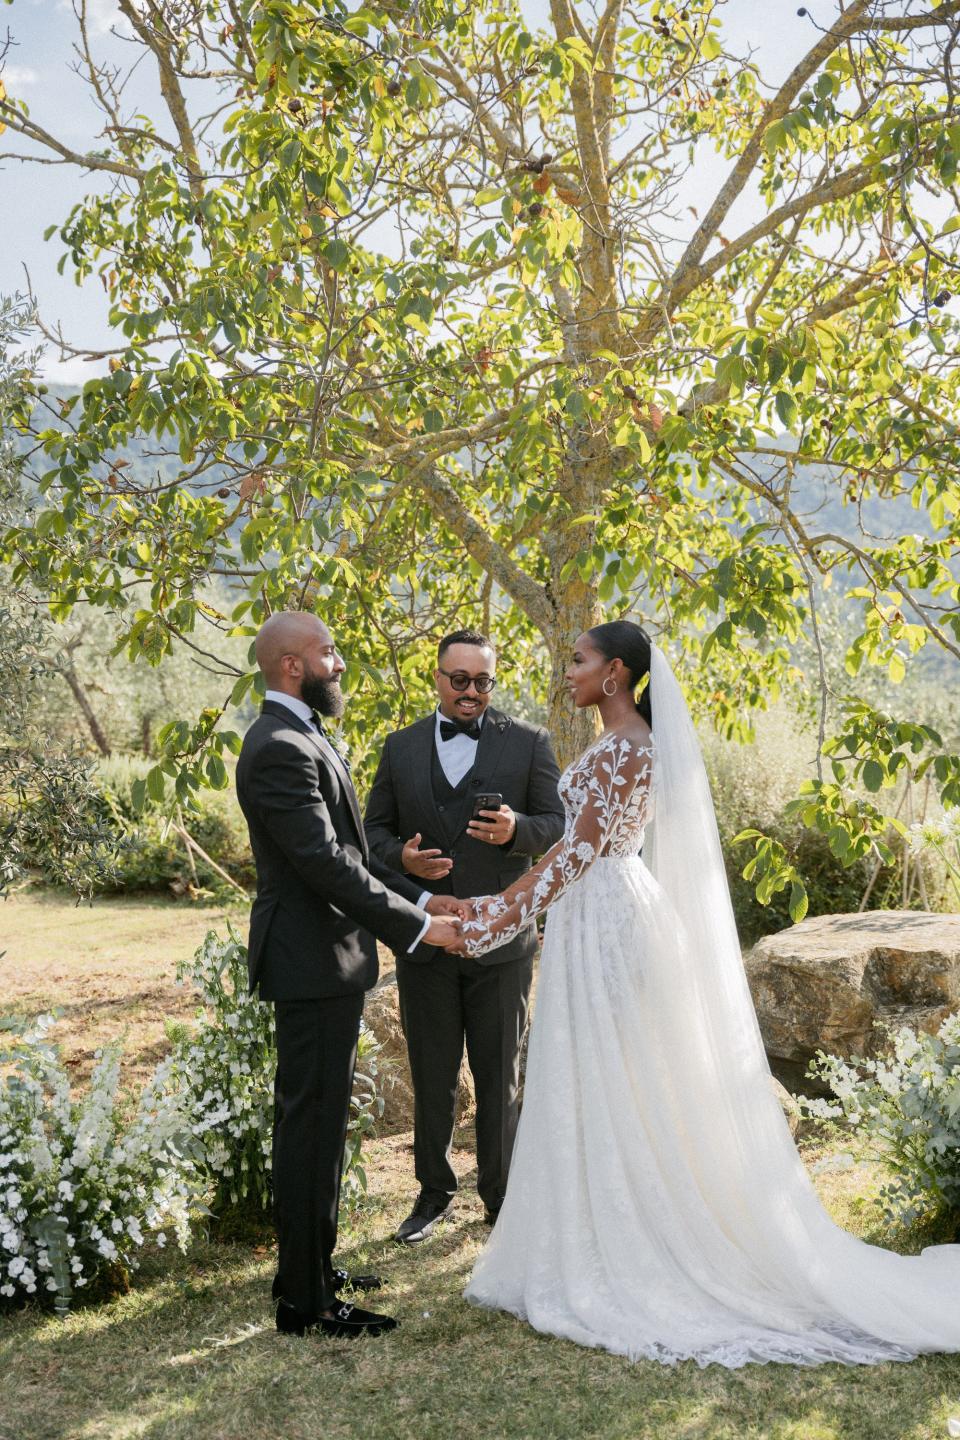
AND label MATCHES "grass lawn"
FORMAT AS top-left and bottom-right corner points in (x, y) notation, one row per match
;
(3, 892), (960, 1440)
